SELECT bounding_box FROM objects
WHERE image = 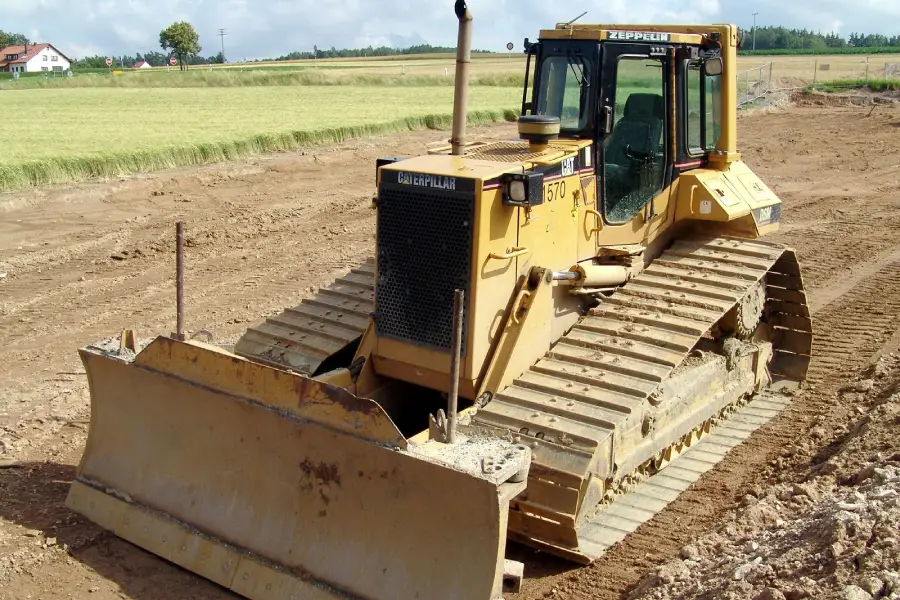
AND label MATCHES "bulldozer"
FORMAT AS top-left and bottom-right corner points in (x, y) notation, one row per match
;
(66, 3), (812, 600)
